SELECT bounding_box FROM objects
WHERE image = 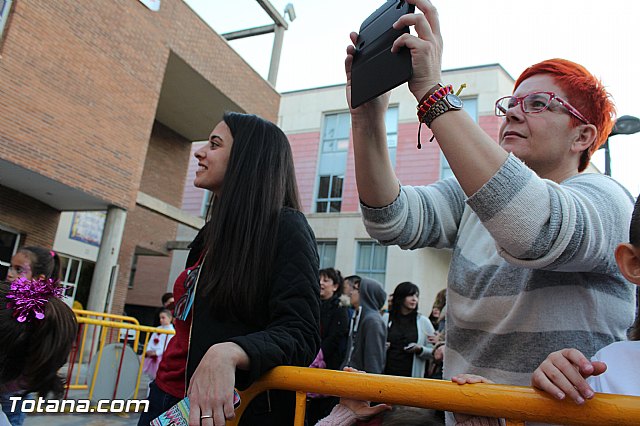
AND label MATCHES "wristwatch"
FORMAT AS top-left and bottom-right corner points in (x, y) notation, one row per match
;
(424, 93), (463, 128)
